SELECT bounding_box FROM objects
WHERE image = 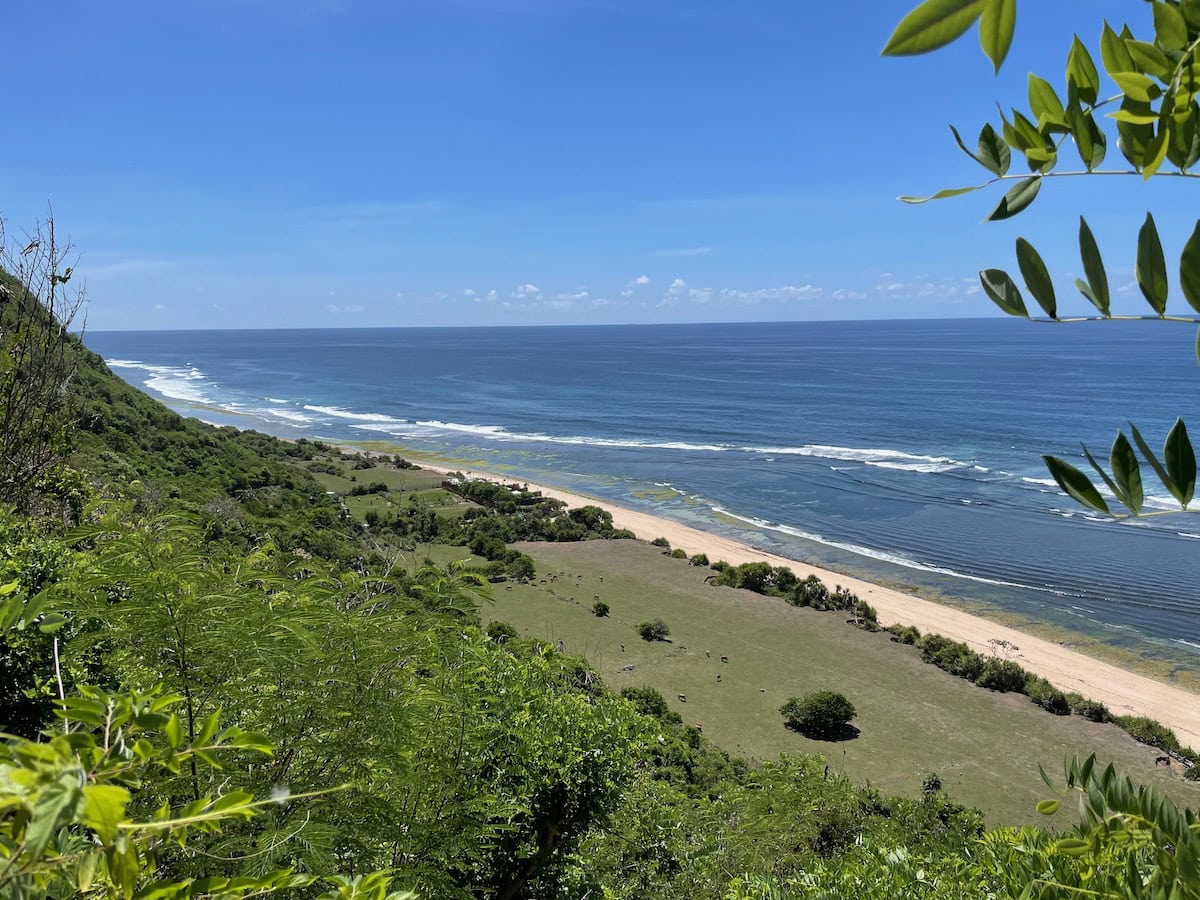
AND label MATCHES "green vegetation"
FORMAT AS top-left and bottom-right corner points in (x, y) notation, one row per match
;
(638, 618), (671, 642)
(10, 1), (1200, 886)
(780, 691), (857, 739)
(483, 538), (1200, 824)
